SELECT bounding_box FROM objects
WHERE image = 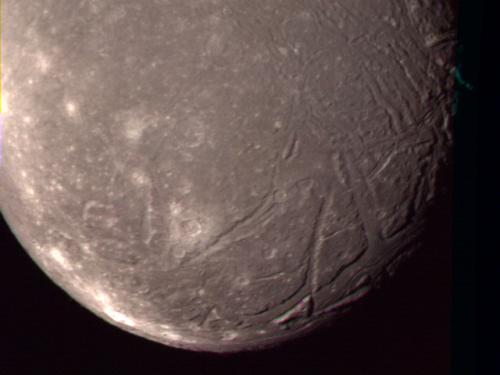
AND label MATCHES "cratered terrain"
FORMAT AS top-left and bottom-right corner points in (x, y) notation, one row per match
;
(0, 0), (456, 352)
